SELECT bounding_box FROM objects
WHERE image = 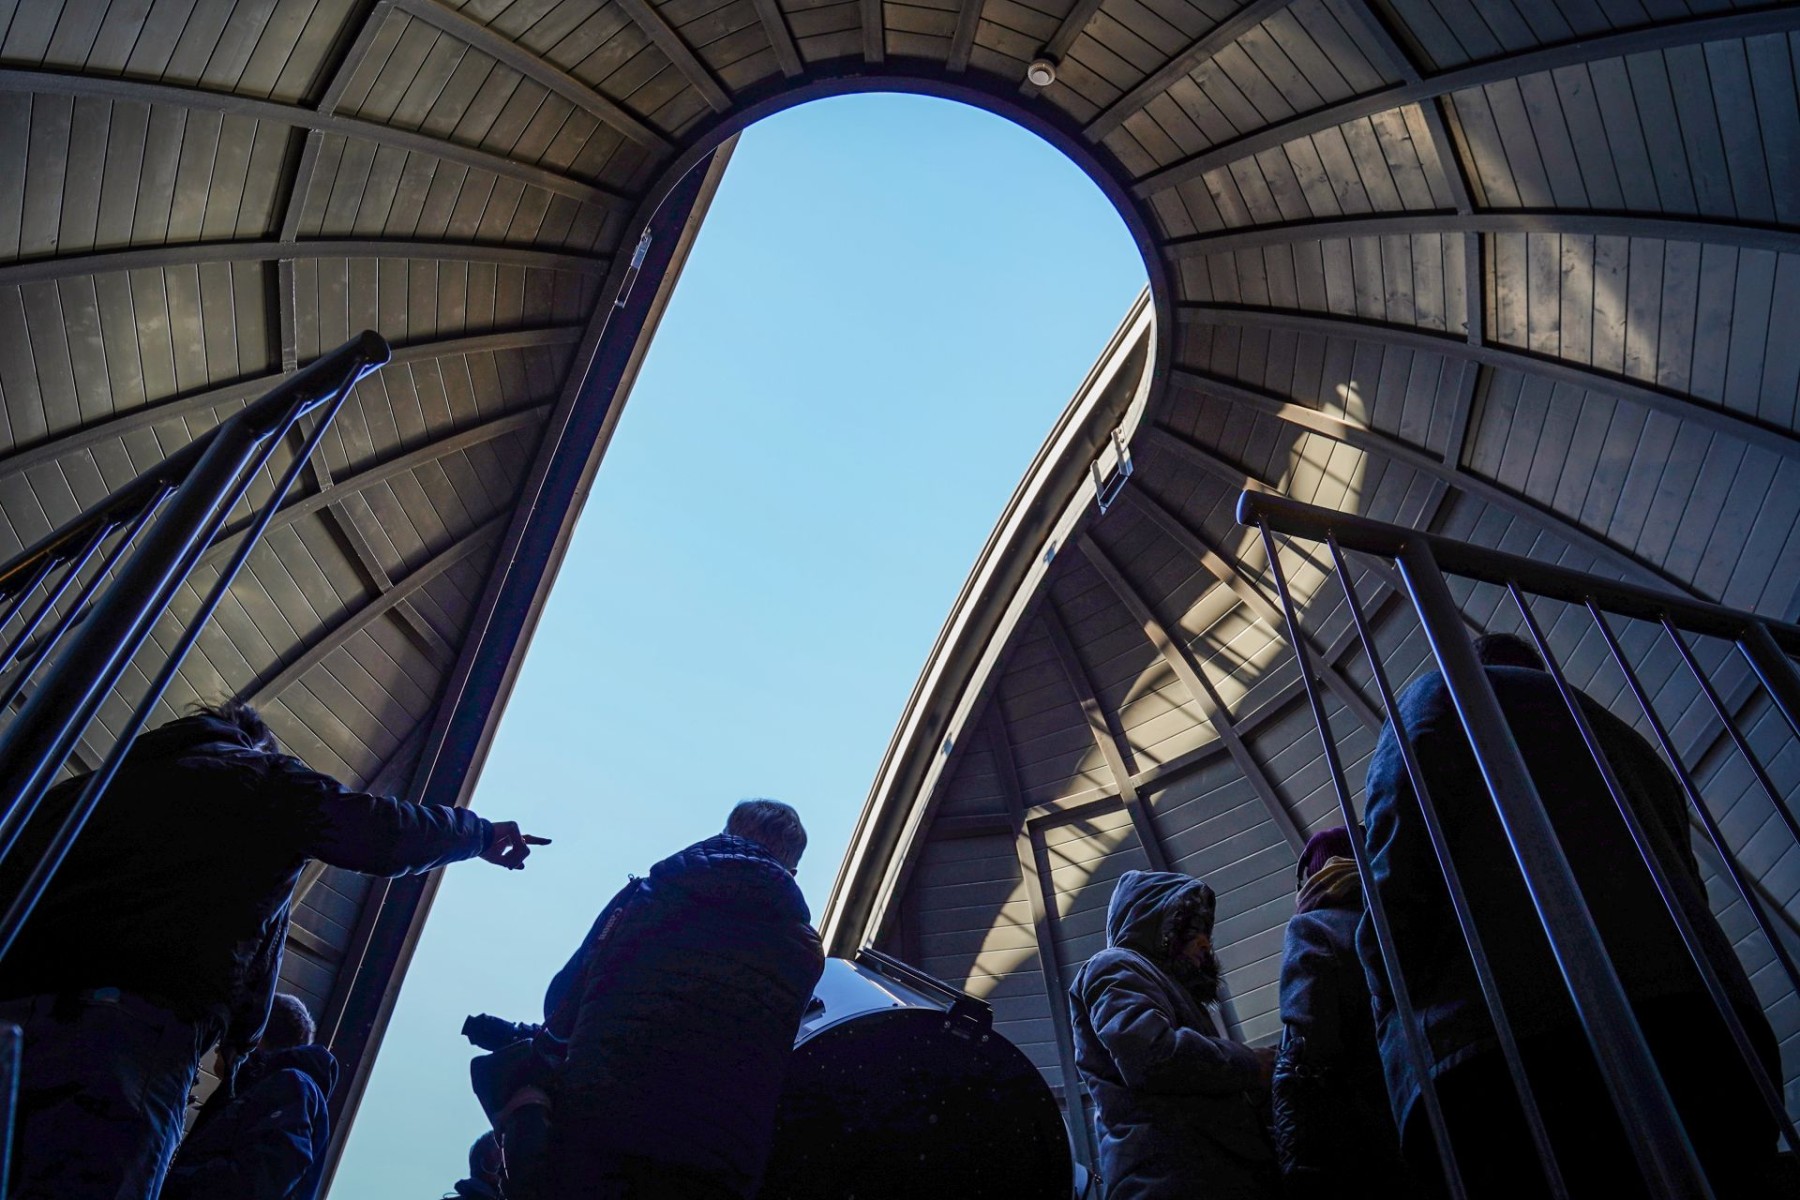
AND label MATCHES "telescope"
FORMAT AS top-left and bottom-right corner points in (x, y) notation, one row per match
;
(759, 948), (1078, 1199)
